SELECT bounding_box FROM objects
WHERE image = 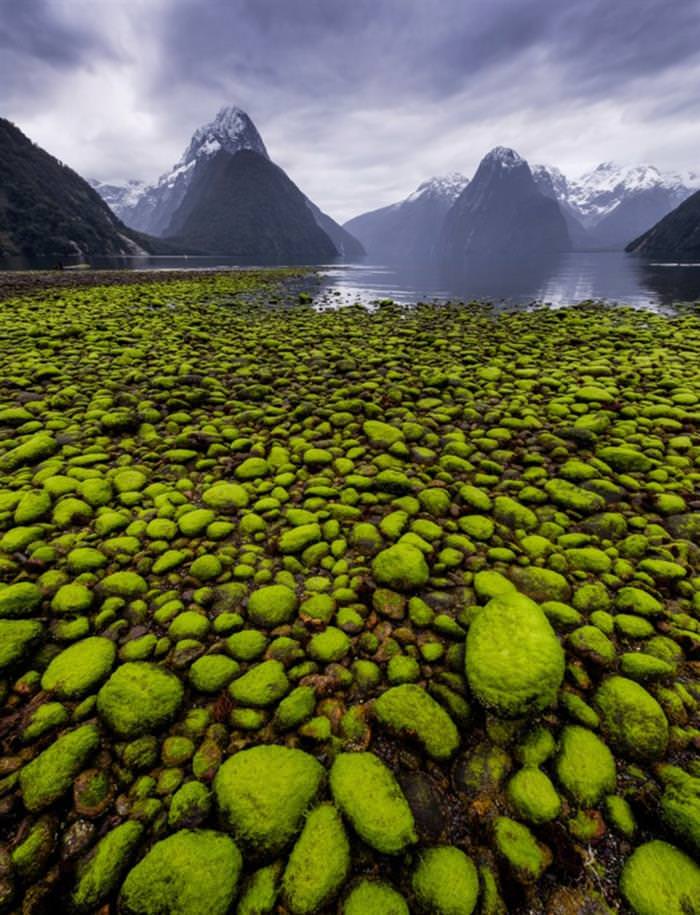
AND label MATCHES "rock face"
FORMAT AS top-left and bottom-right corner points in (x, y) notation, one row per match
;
(164, 149), (339, 260)
(0, 118), (159, 258)
(626, 189), (700, 259)
(440, 148), (571, 265)
(343, 173), (468, 262)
